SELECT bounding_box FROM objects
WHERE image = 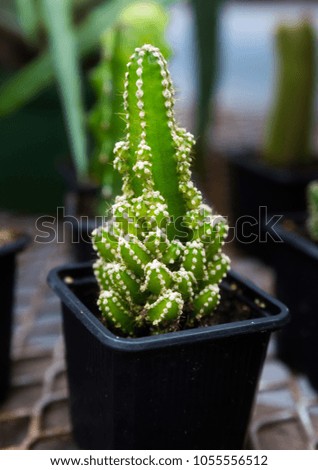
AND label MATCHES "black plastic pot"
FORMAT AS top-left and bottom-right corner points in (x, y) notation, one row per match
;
(64, 211), (99, 263)
(269, 215), (318, 391)
(70, 218), (98, 263)
(64, 184), (101, 263)
(225, 149), (318, 259)
(0, 233), (29, 402)
(48, 263), (288, 450)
